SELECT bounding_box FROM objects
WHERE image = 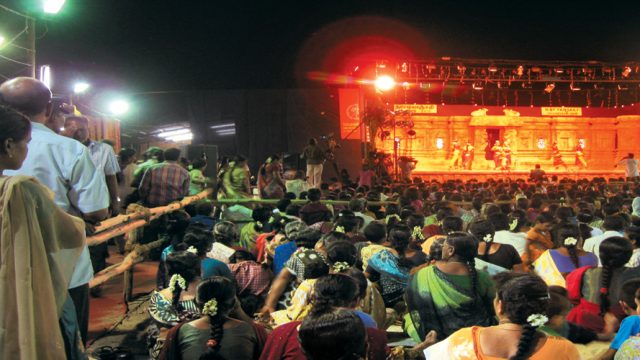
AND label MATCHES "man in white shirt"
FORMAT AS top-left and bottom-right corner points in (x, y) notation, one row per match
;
(583, 215), (626, 265)
(1, 77), (109, 347)
(615, 153), (639, 181)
